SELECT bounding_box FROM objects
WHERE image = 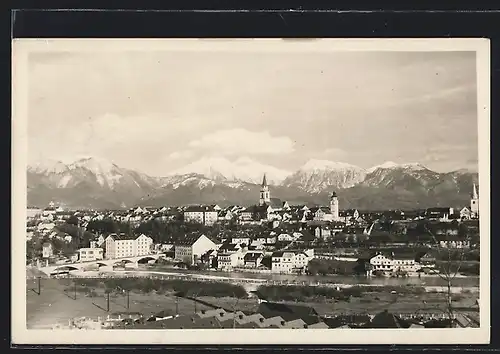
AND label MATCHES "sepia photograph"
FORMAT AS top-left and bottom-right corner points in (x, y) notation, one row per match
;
(12, 38), (490, 345)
